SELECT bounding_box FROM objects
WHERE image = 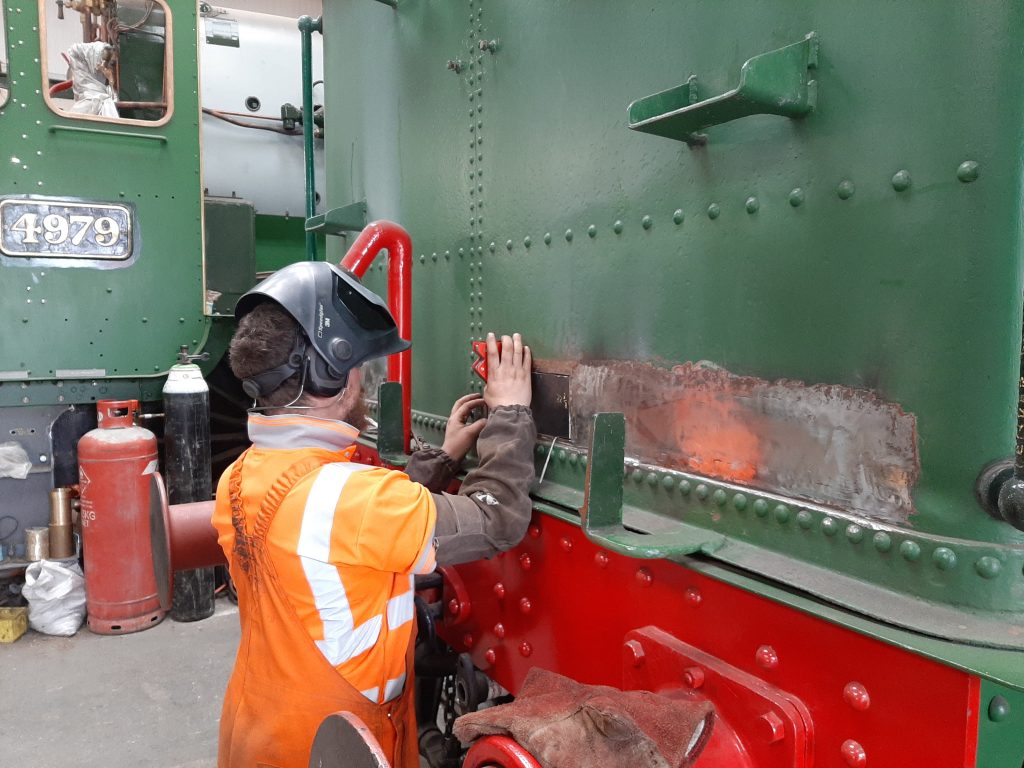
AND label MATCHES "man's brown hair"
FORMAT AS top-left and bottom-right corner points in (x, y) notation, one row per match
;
(228, 302), (308, 407)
